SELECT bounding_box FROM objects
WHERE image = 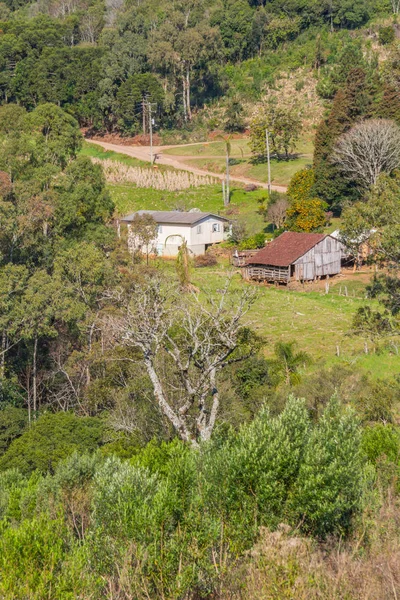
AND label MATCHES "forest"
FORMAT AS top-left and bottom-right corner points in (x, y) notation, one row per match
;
(1, 0), (400, 598)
